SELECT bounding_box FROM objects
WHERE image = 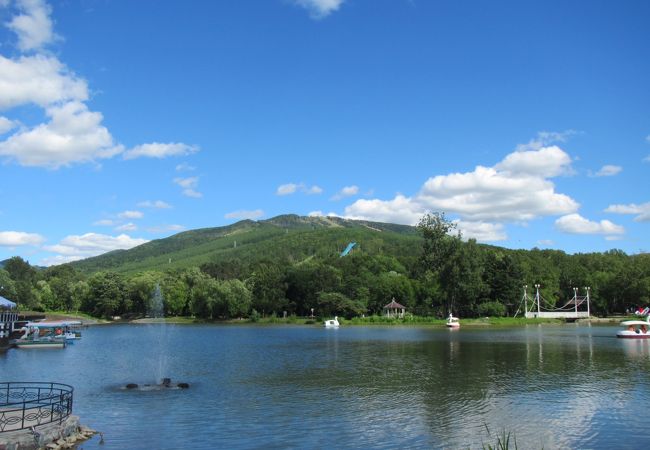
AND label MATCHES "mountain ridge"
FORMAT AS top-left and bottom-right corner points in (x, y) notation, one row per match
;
(69, 214), (421, 274)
